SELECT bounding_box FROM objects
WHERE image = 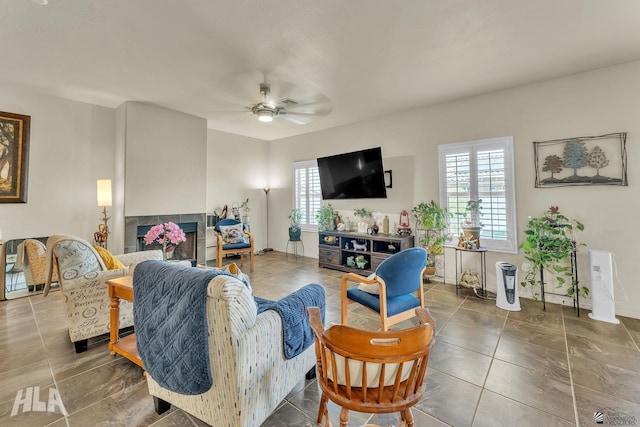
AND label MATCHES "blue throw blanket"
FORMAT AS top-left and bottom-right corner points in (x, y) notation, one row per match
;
(255, 283), (326, 359)
(133, 261), (239, 395)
